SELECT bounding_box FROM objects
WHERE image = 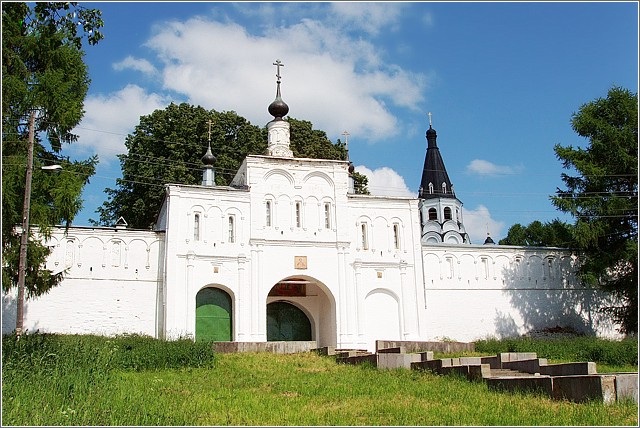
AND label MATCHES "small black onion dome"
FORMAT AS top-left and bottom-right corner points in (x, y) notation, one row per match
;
(484, 234), (495, 245)
(426, 125), (437, 139)
(201, 145), (216, 166)
(268, 96), (289, 119)
(348, 162), (355, 174)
